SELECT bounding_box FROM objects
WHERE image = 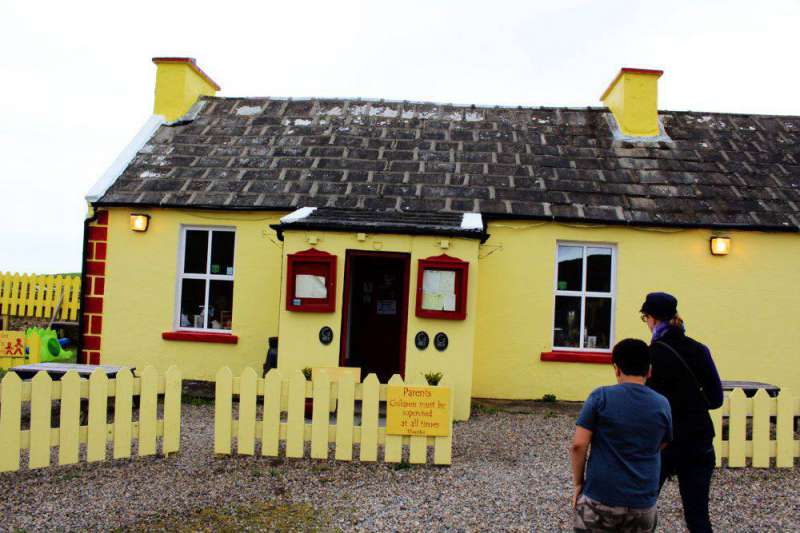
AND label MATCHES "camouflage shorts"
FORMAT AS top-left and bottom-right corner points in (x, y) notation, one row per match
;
(574, 494), (657, 533)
